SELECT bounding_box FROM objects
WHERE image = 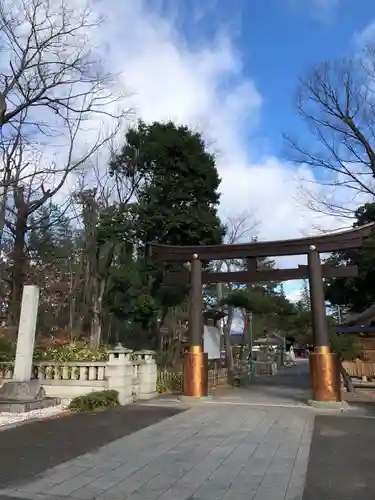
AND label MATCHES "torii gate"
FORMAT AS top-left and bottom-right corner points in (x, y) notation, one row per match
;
(148, 223), (373, 403)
